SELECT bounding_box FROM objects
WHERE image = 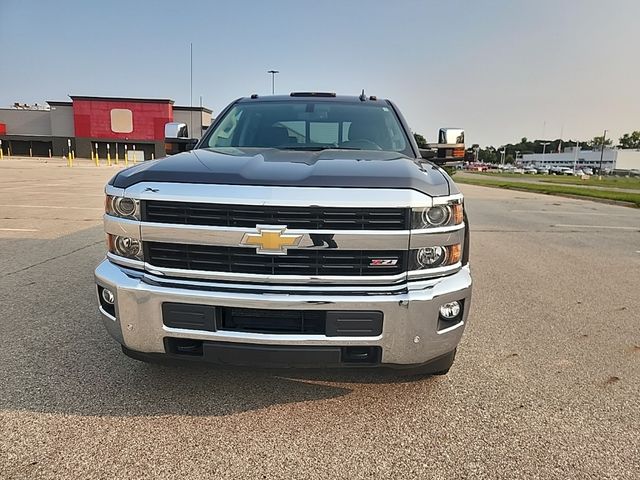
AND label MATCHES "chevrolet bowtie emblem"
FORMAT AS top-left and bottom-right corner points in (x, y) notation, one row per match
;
(241, 226), (302, 255)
